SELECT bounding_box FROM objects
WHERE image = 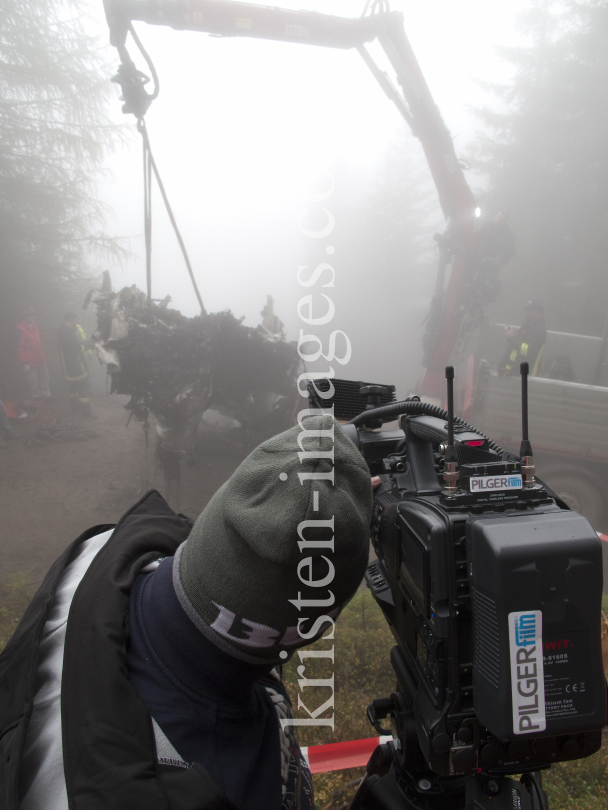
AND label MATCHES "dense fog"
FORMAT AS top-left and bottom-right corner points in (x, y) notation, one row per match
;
(1, 0), (607, 573)
(1, 2), (607, 802)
